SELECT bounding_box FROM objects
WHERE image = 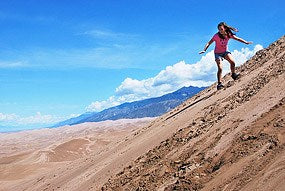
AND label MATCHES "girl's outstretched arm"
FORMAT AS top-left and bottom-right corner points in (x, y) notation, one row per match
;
(232, 35), (253, 44)
(199, 39), (214, 54)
